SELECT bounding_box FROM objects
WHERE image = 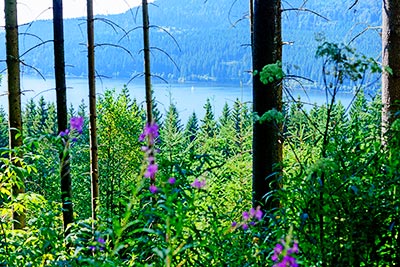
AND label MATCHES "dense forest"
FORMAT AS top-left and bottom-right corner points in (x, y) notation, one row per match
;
(0, 0), (381, 84)
(1, 0), (400, 266)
